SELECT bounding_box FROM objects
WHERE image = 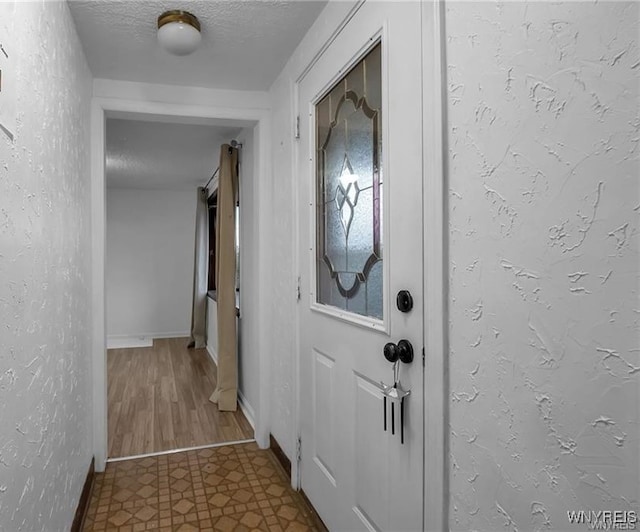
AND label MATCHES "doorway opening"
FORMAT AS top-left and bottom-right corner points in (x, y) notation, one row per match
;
(104, 116), (254, 460)
(92, 101), (271, 470)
